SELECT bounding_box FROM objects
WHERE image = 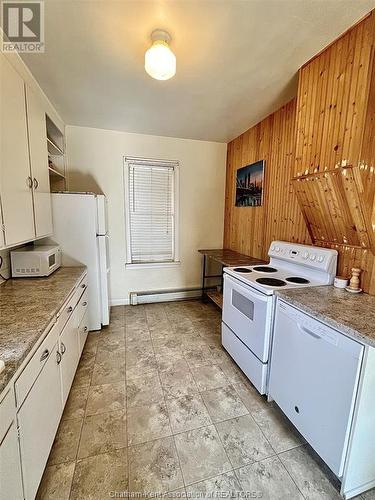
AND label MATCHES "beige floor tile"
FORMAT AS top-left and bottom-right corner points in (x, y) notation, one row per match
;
(183, 345), (215, 367)
(82, 333), (99, 356)
(73, 352), (96, 387)
(166, 394), (212, 433)
(48, 418), (82, 465)
(201, 385), (248, 423)
(129, 437), (184, 494)
(219, 358), (248, 384)
(91, 350), (126, 386)
(174, 425), (231, 485)
(362, 489), (375, 499)
(36, 461), (75, 500)
(216, 414), (274, 468)
(70, 449), (128, 500)
(127, 402), (172, 445)
(98, 329), (126, 351)
(233, 380), (267, 413)
(236, 456), (303, 500)
(126, 370), (164, 408)
(62, 385), (89, 421)
(279, 445), (342, 500)
(159, 364), (199, 400)
(86, 382), (126, 416)
(190, 364), (229, 392)
(185, 471), (243, 499)
(250, 403), (304, 453)
(78, 410), (127, 459)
